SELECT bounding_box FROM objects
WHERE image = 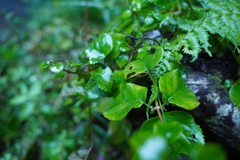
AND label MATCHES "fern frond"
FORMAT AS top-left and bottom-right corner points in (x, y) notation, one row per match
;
(148, 83), (159, 105)
(183, 33), (201, 60)
(160, 0), (240, 62)
(198, 0), (240, 46)
(193, 27), (212, 56)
